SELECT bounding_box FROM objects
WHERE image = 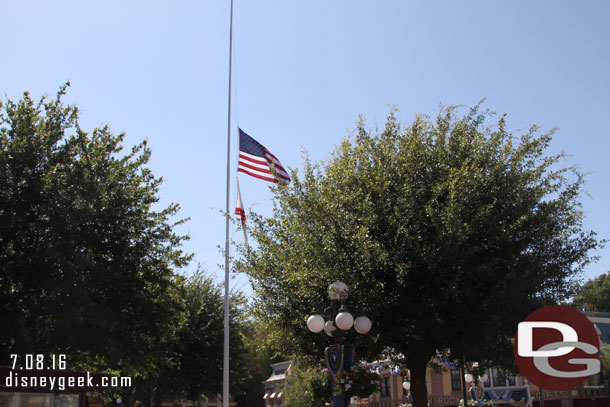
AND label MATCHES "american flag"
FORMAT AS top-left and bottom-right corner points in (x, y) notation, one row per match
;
(237, 129), (291, 183)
